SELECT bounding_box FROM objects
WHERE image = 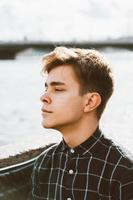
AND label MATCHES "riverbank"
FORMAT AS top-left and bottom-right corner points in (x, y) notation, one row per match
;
(0, 39), (133, 59)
